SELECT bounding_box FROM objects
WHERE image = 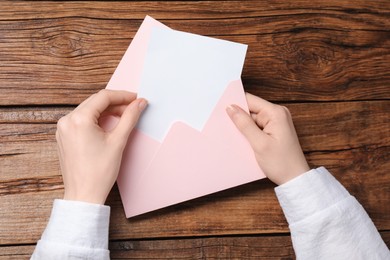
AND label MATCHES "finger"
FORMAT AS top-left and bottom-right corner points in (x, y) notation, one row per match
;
(100, 104), (129, 118)
(226, 104), (269, 149)
(246, 93), (275, 114)
(246, 93), (276, 129)
(79, 90), (137, 118)
(250, 112), (257, 121)
(74, 94), (97, 112)
(112, 98), (148, 143)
